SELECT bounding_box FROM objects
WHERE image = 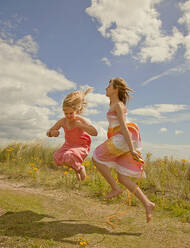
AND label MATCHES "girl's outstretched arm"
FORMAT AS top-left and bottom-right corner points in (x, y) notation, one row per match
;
(75, 116), (98, 136)
(115, 102), (141, 159)
(46, 119), (63, 137)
